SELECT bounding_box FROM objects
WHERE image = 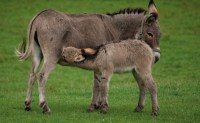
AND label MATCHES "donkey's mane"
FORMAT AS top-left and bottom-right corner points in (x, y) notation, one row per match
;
(107, 8), (146, 16)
